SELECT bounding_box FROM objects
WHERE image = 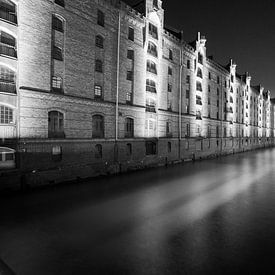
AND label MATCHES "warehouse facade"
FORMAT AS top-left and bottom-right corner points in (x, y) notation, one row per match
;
(0, 0), (275, 186)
